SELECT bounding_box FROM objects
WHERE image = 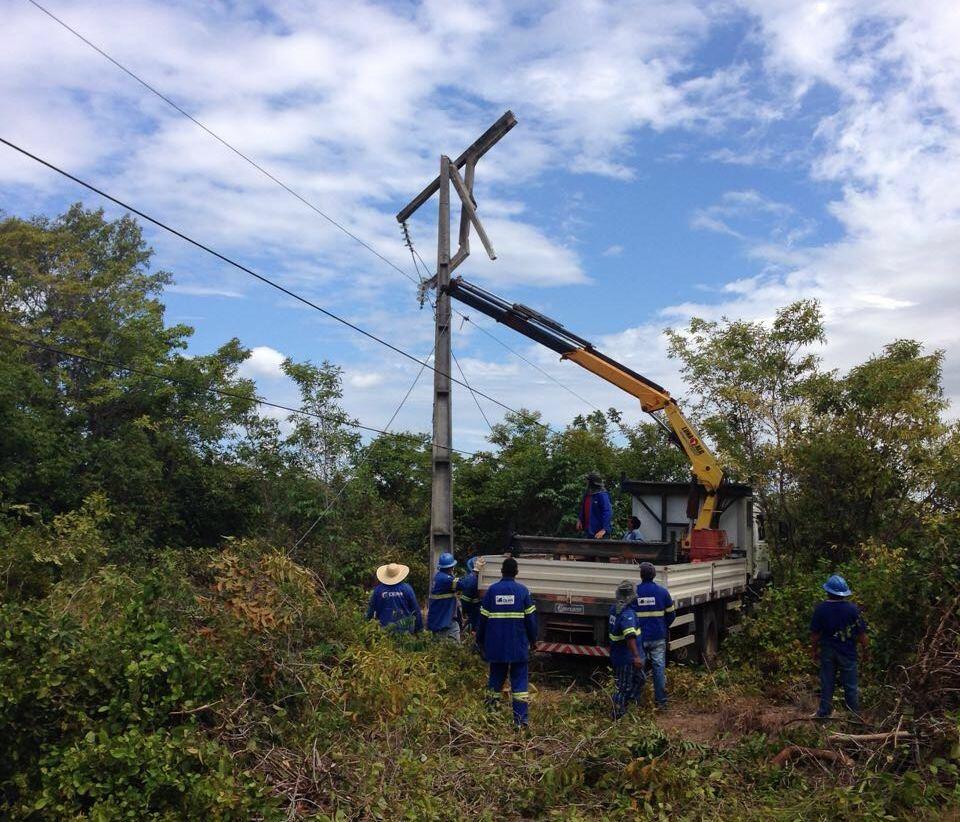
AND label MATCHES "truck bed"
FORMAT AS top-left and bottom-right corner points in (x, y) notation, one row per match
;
(477, 554), (748, 656)
(477, 555), (747, 610)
